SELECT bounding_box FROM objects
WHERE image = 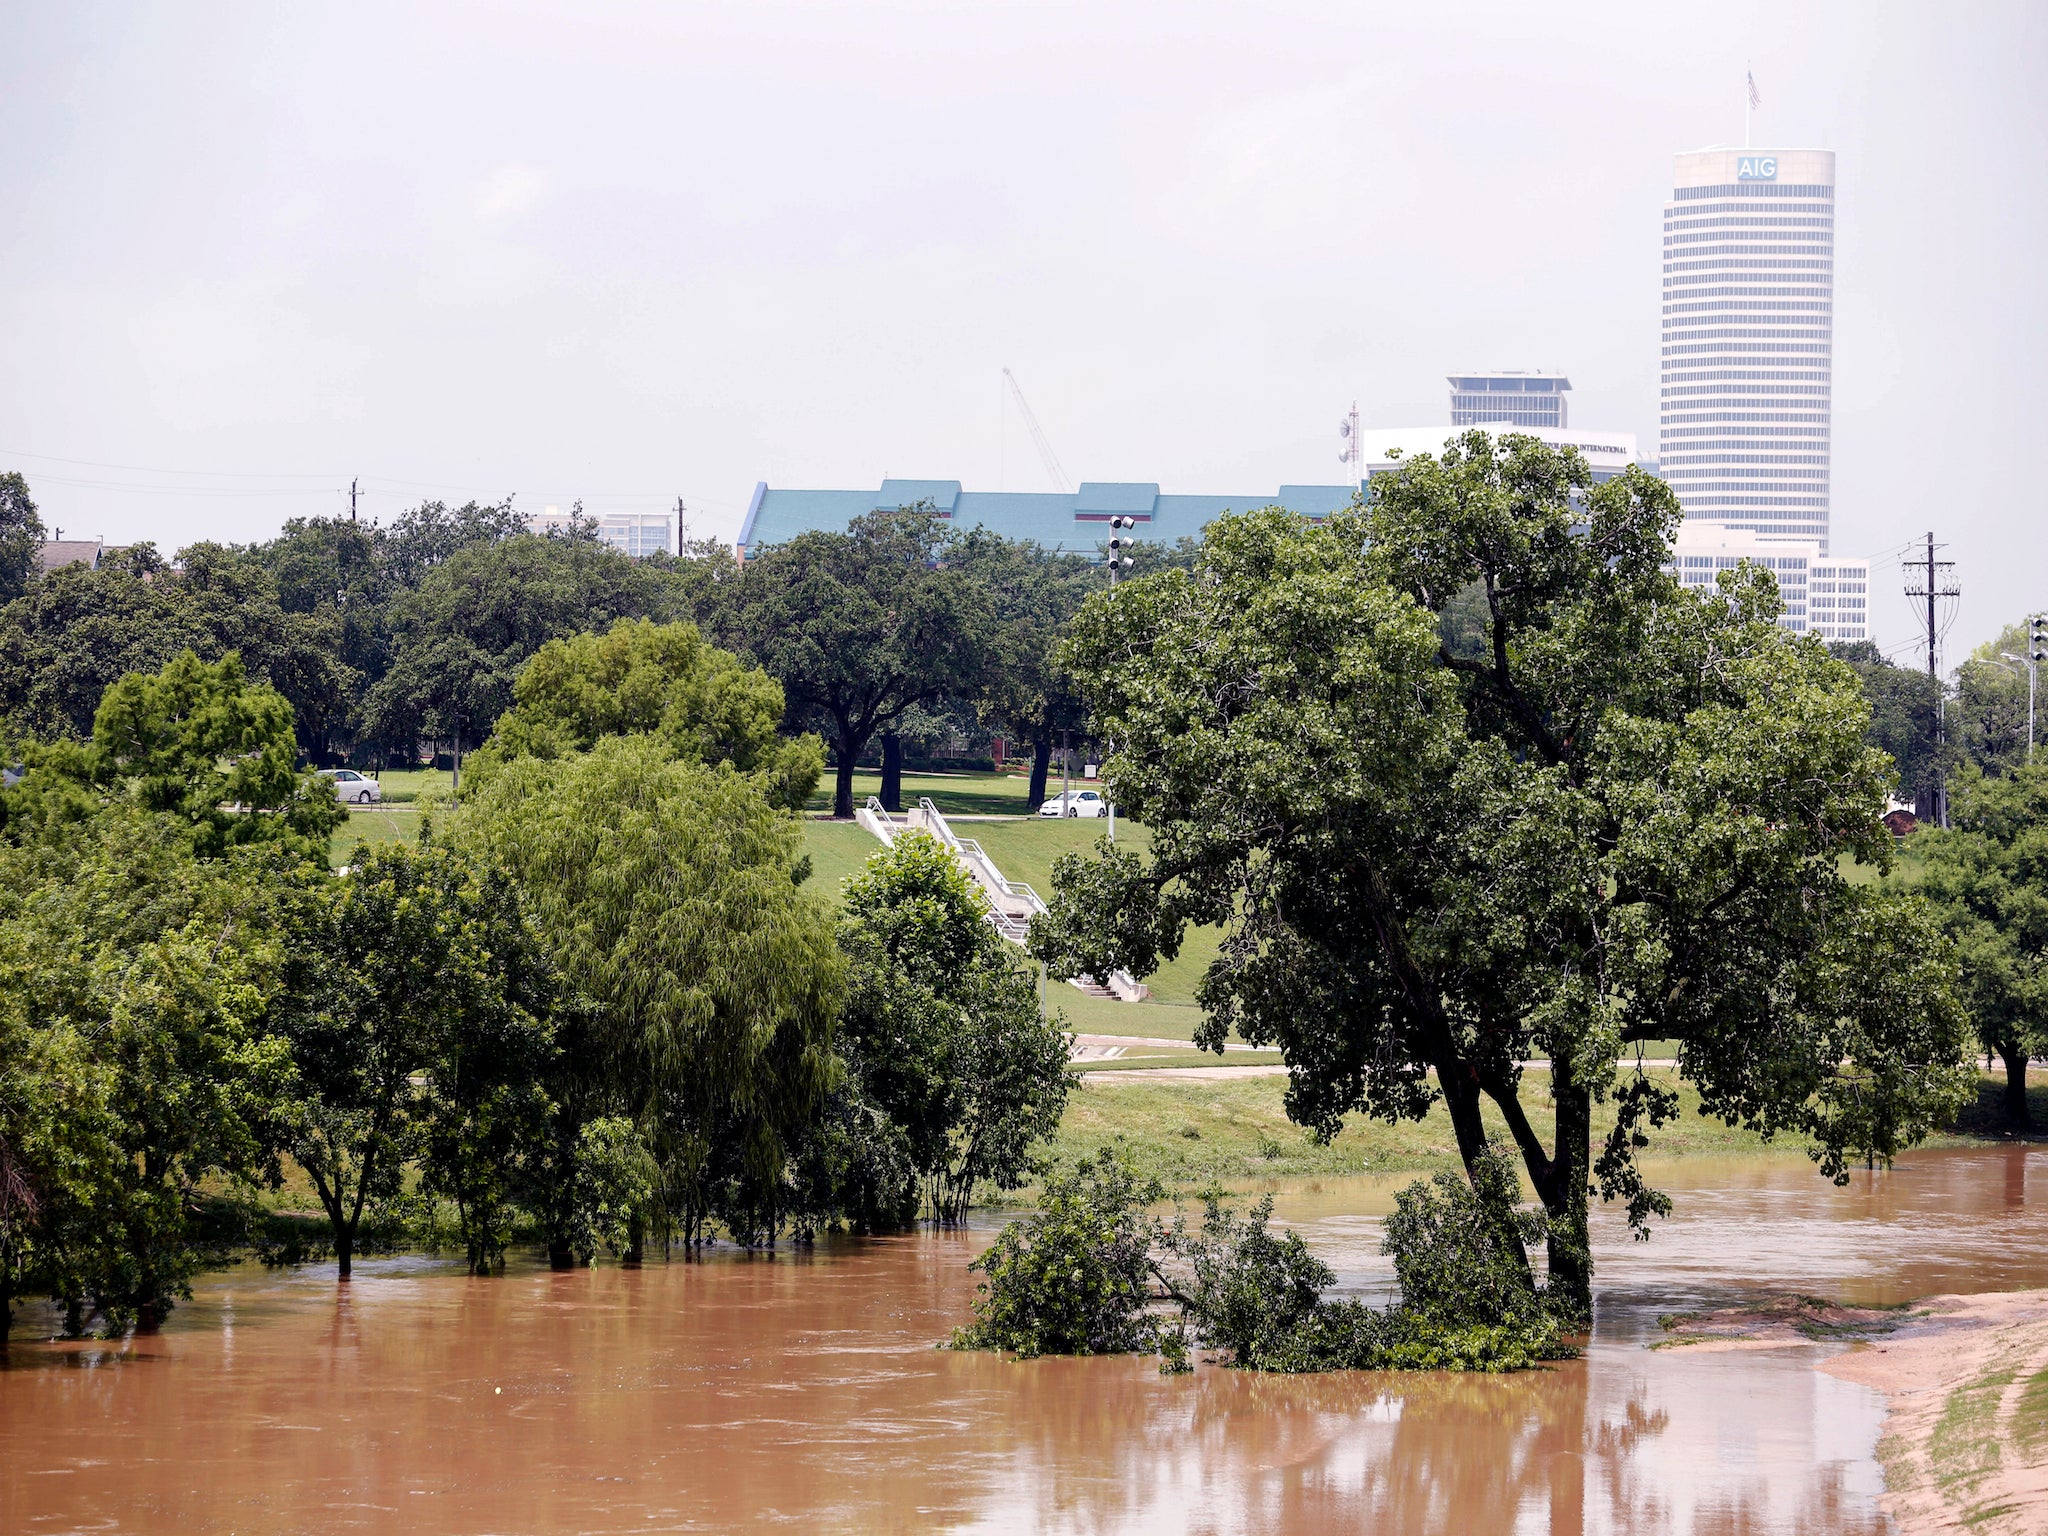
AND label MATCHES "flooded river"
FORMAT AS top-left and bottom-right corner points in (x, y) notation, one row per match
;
(4, 1146), (2045, 1534)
